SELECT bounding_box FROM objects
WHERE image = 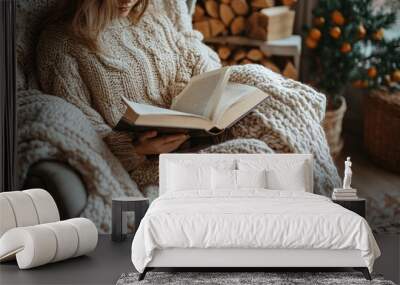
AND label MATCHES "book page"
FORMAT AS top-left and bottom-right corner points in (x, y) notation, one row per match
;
(212, 83), (255, 123)
(170, 67), (230, 118)
(216, 88), (267, 129)
(126, 101), (205, 118)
